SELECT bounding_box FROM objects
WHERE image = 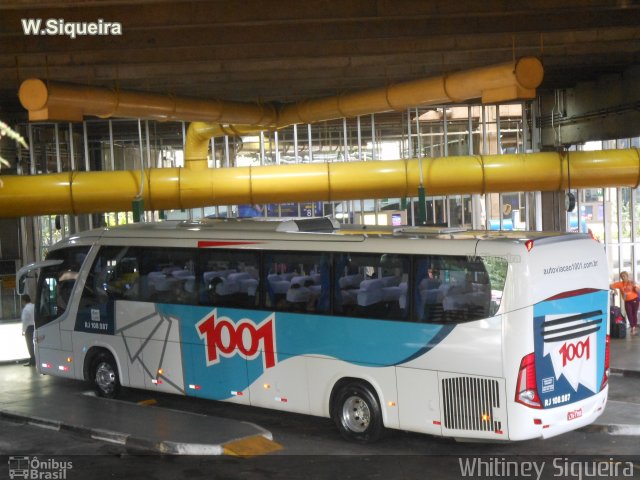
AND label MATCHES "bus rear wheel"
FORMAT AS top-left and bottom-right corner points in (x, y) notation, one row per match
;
(332, 382), (384, 443)
(91, 352), (120, 399)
